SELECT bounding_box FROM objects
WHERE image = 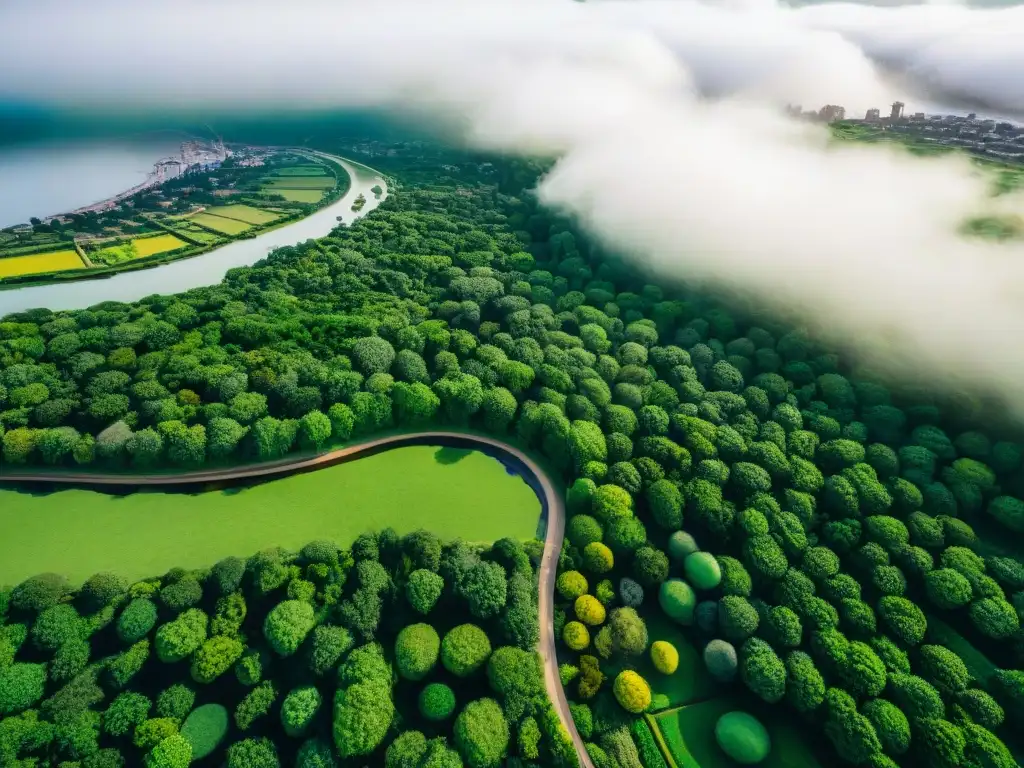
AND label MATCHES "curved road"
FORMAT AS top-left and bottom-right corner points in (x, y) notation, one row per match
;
(0, 431), (595, 768)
